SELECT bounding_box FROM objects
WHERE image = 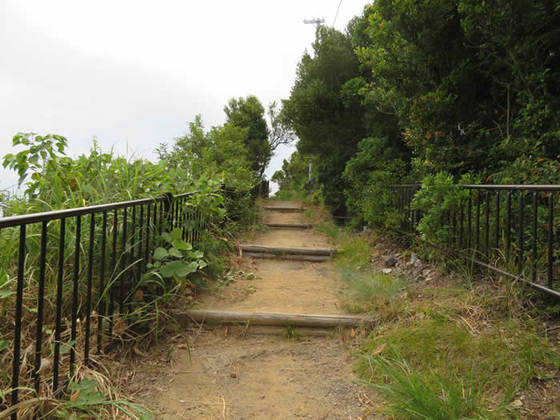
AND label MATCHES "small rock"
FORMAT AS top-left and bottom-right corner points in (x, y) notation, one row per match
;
(410, 254), (420, 264)
(511, 399), (523, 408)
(382, 268), (392, 274)
(230, 372), (237, 378)
(384, 256), (397, 267)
